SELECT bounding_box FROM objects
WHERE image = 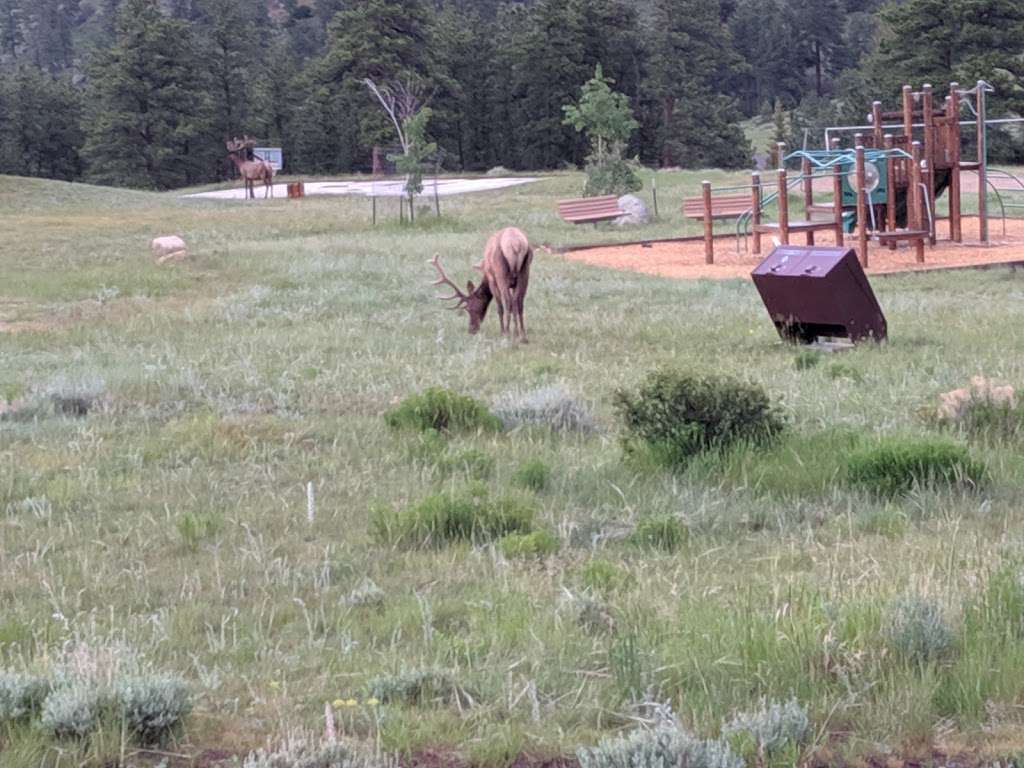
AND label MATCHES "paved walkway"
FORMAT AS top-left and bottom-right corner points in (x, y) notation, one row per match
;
(183, 177), (540, 201)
